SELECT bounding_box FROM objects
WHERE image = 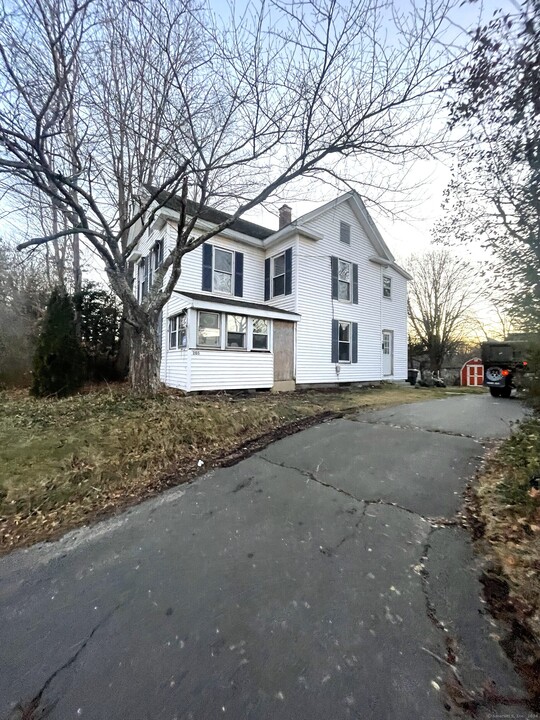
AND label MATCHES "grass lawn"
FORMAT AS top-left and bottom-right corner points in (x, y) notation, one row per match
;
(0, 382), (480, 554)
(475, 420), (540, 699)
